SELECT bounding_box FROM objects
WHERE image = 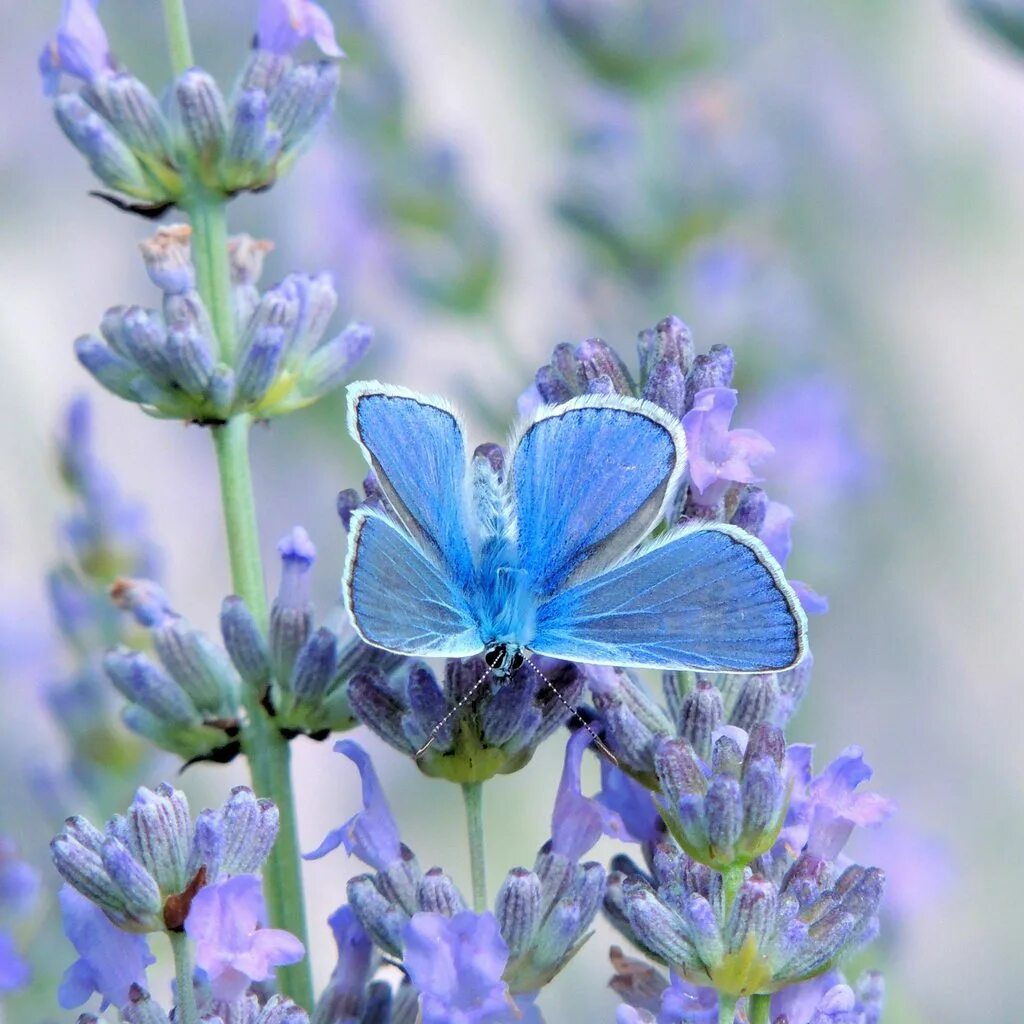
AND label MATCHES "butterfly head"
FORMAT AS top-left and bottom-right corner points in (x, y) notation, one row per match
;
(483, 643), (525, 677)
